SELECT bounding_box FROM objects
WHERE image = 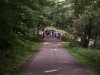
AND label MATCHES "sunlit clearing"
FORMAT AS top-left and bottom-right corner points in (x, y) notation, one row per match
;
(44, 69), (58, 73)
